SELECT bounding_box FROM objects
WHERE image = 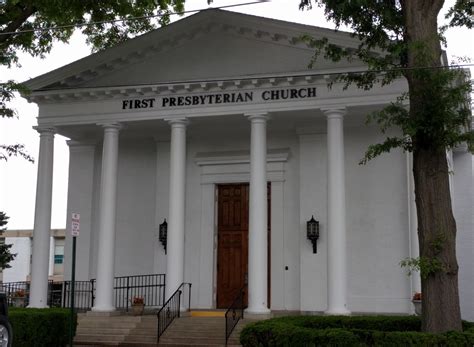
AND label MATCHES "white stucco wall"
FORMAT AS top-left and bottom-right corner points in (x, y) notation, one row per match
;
(453, 151), (474, 321)
(65, 114), (420, 314)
